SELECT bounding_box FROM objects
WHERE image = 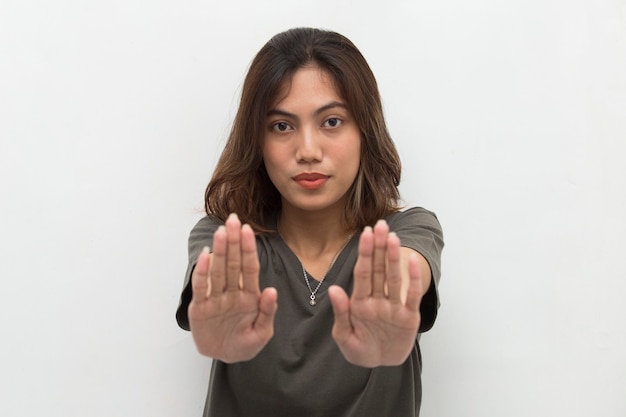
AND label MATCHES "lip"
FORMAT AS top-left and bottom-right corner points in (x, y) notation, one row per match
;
(293, 172), (329, 190)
